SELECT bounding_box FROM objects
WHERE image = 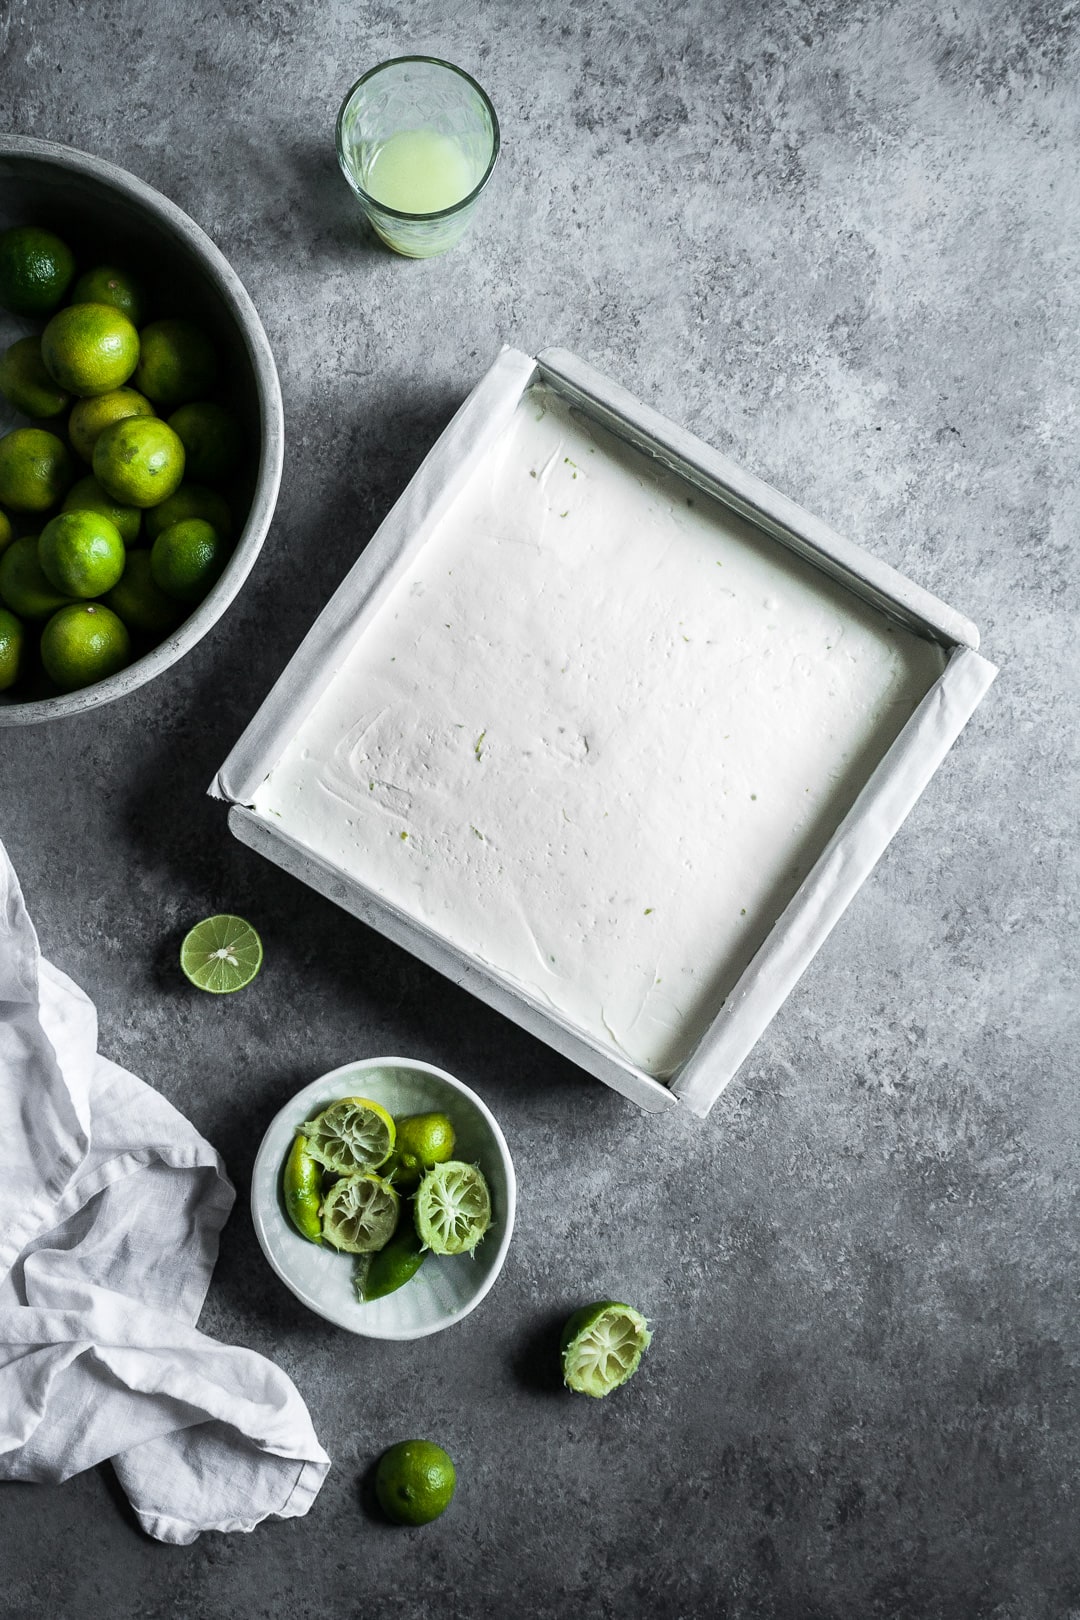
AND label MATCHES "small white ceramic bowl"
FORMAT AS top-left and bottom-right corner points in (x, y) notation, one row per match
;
(250, 1056), (516, 1339)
